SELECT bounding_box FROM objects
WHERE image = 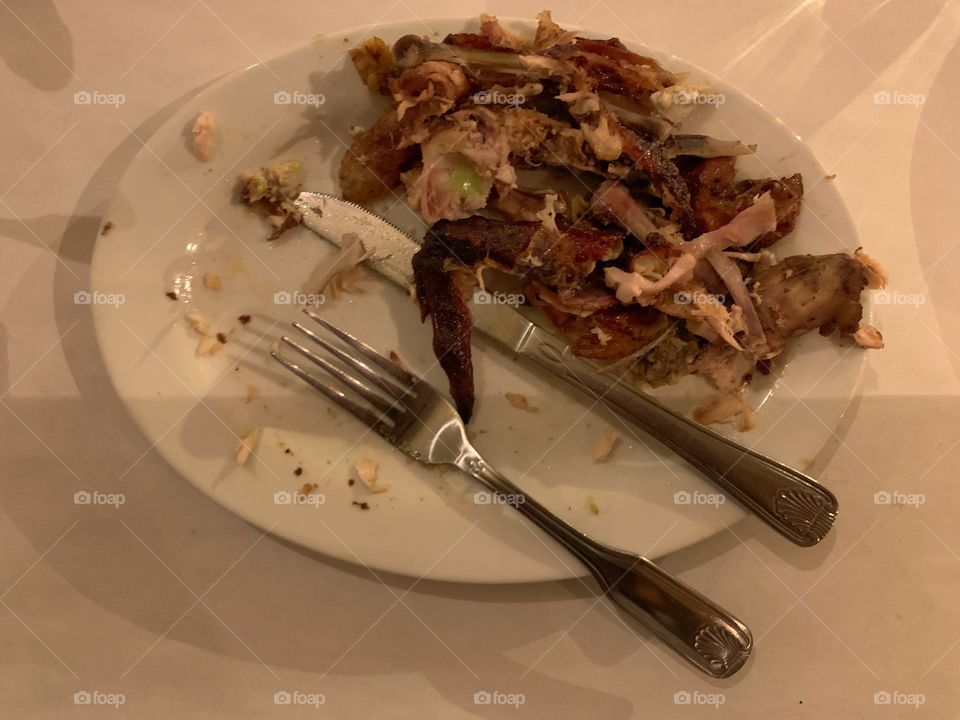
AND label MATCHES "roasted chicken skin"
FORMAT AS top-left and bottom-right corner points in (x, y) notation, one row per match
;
(753, 253), (869, 358)
(338, 13), (884, 428)
(413, 216), (627, 420)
